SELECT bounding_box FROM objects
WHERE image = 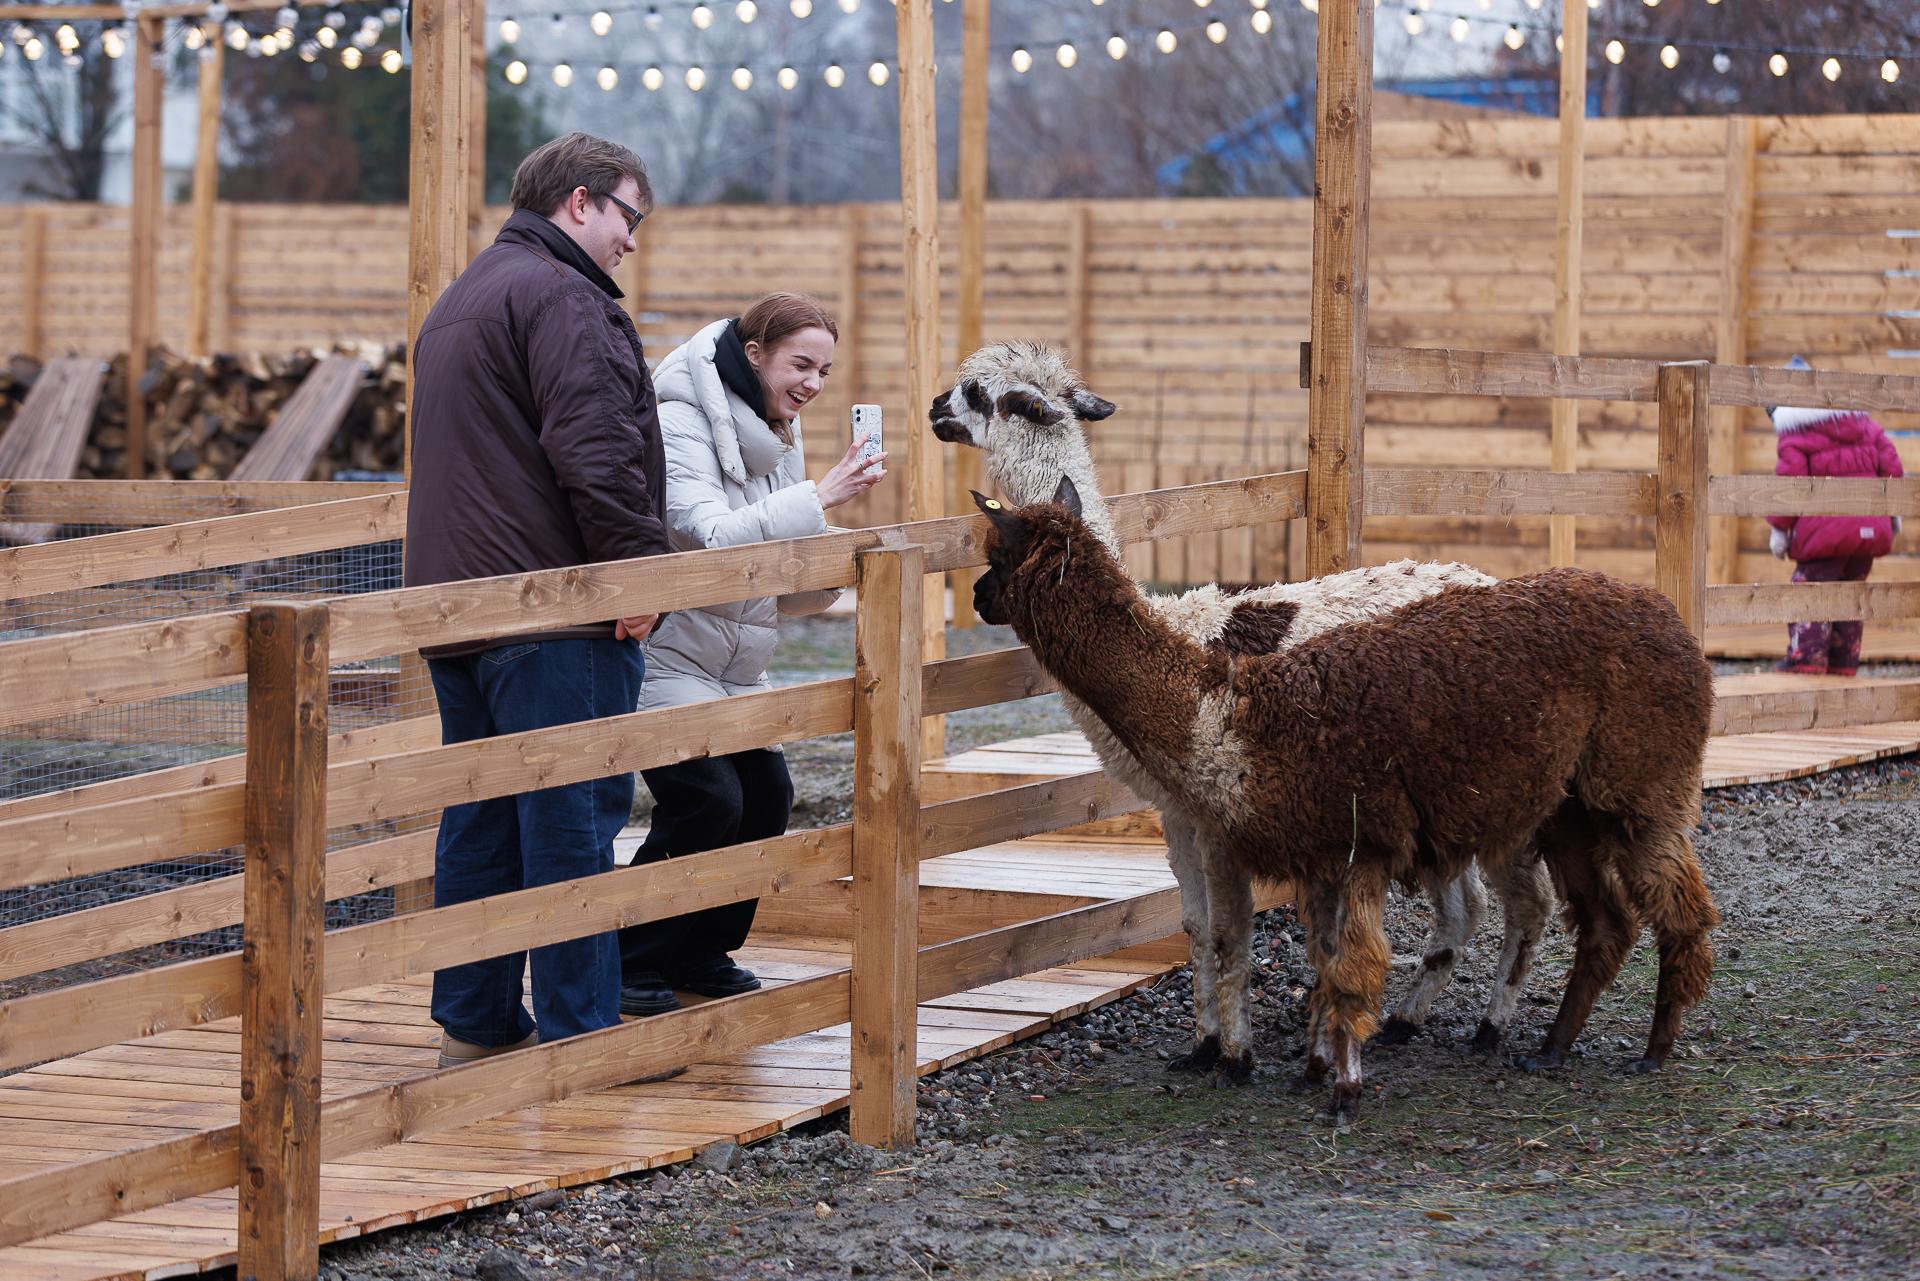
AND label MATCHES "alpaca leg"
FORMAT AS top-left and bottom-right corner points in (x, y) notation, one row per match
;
(1471, 857), (1555, 1055)
(1378, 866), (1487, 1044)
(1204, 846), (1256, 1081)
(1162, 811), (1221, 1072)
(1522, 843), (1637, 1072)
(1615, 827), (1719, 1073)
(1299, 870), (1392, 1123)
